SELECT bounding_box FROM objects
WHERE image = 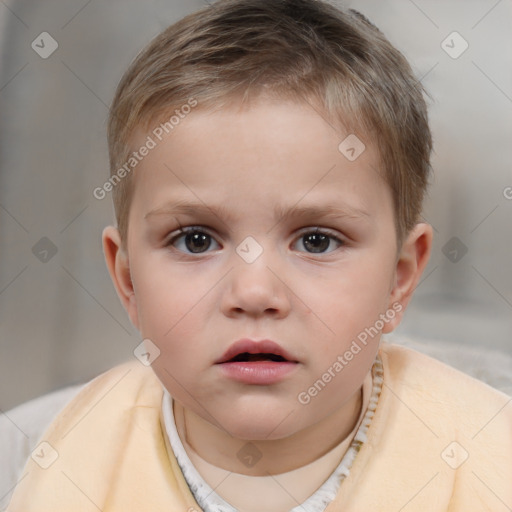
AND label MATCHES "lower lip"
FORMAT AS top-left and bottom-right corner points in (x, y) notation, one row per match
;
(216, 361), (299, 385)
